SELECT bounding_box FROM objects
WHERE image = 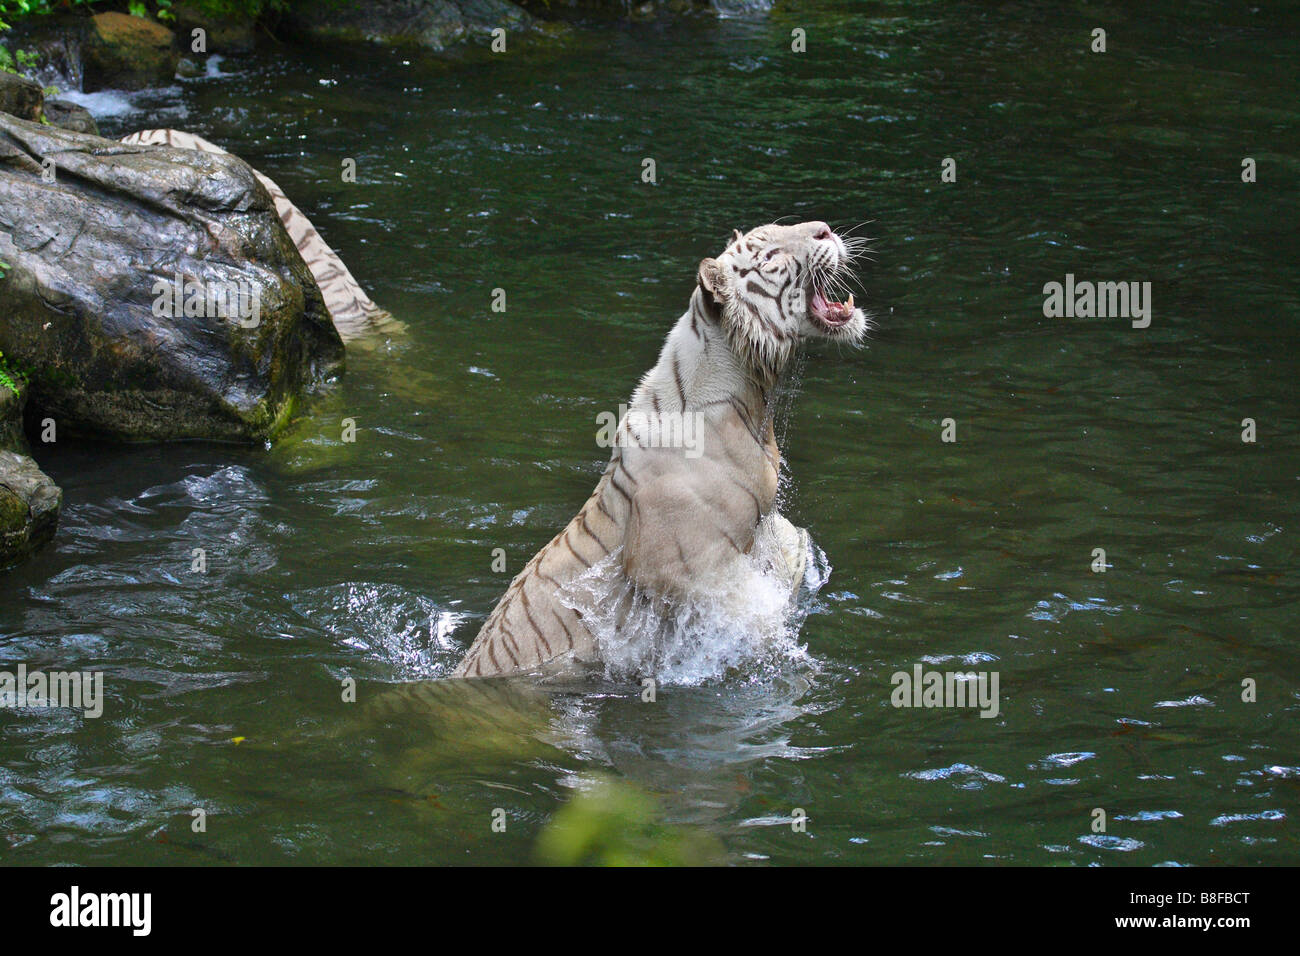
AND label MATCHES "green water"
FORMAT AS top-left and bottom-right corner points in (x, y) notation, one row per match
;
(3, 0), (1298, 865)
